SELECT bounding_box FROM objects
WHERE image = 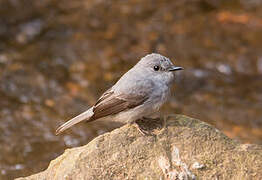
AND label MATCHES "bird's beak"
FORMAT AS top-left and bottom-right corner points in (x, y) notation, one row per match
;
(168, 66), (184, 72)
